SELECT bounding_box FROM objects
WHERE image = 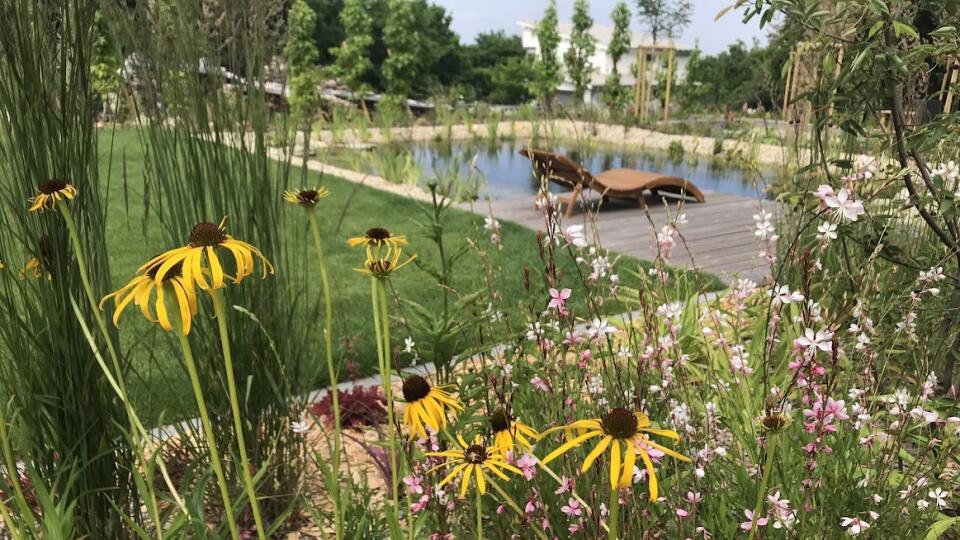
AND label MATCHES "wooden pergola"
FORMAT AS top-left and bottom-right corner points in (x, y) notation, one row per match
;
(633, 42), (677, 123)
